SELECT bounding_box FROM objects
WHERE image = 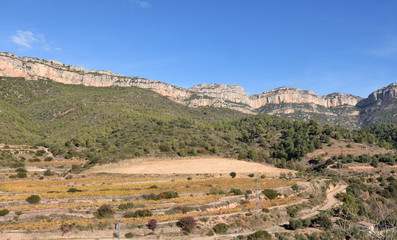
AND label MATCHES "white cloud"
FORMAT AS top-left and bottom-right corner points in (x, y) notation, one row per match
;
(10, 30), (59, 51)
(370, 35), (397, 57)
(10, 30), (37, 48)
(131, 0), (151, 8)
